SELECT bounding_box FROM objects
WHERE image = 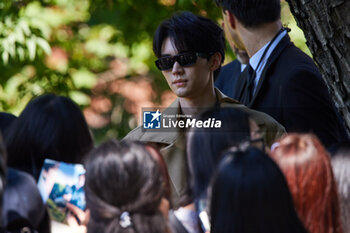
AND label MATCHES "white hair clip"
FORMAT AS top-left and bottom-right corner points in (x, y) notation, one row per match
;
(119, 211), (132, 228)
